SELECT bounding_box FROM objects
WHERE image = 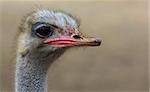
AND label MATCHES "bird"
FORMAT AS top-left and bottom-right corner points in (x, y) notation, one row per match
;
(15, 9), (101, 92)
